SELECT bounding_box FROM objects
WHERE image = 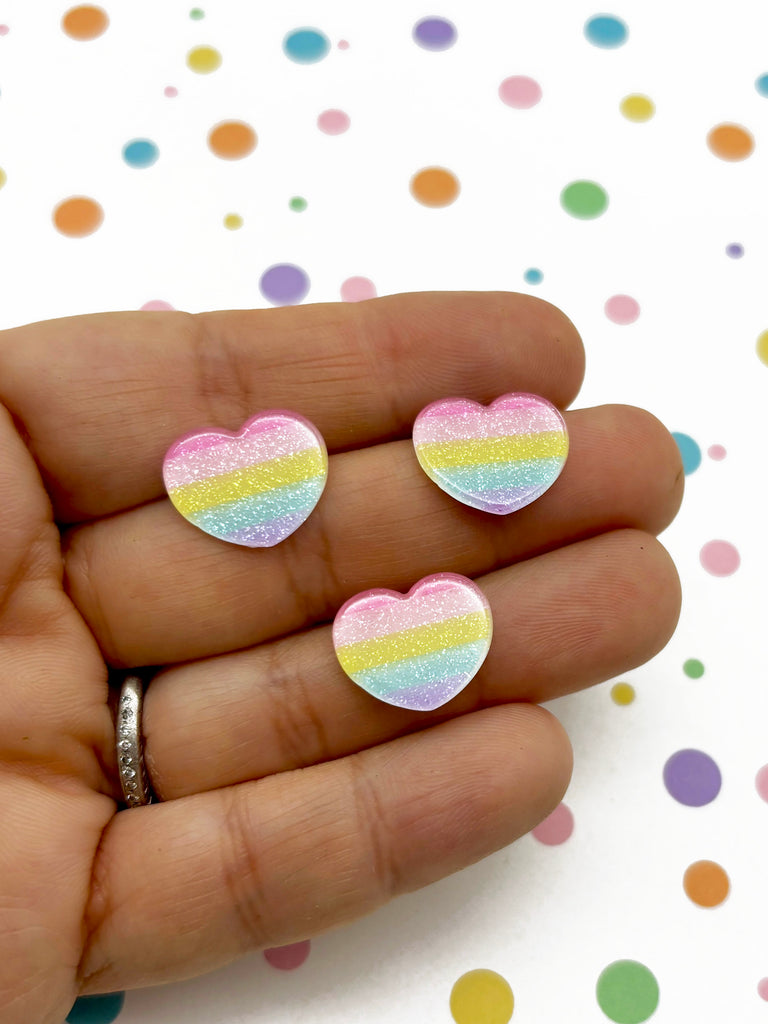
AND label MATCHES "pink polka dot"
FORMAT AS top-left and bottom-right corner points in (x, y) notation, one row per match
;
(340, 276), (377, 302)
(708, 444), (726, 460)
(498, 75), (542, 109)
(756, 765), (768, 803)
(263, 940), (311, 970)
(317, 109), (350, 135)
(0, 25), (9, 36)
(140, 299), (175, 311)
(164, 86), (178, 98)
(758, 978), (768, 1001)
(531, 803), (574, 845)
(338, 39), (350, 49)
(700, 539), (740, 577)
(604, 294), (641, 325)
